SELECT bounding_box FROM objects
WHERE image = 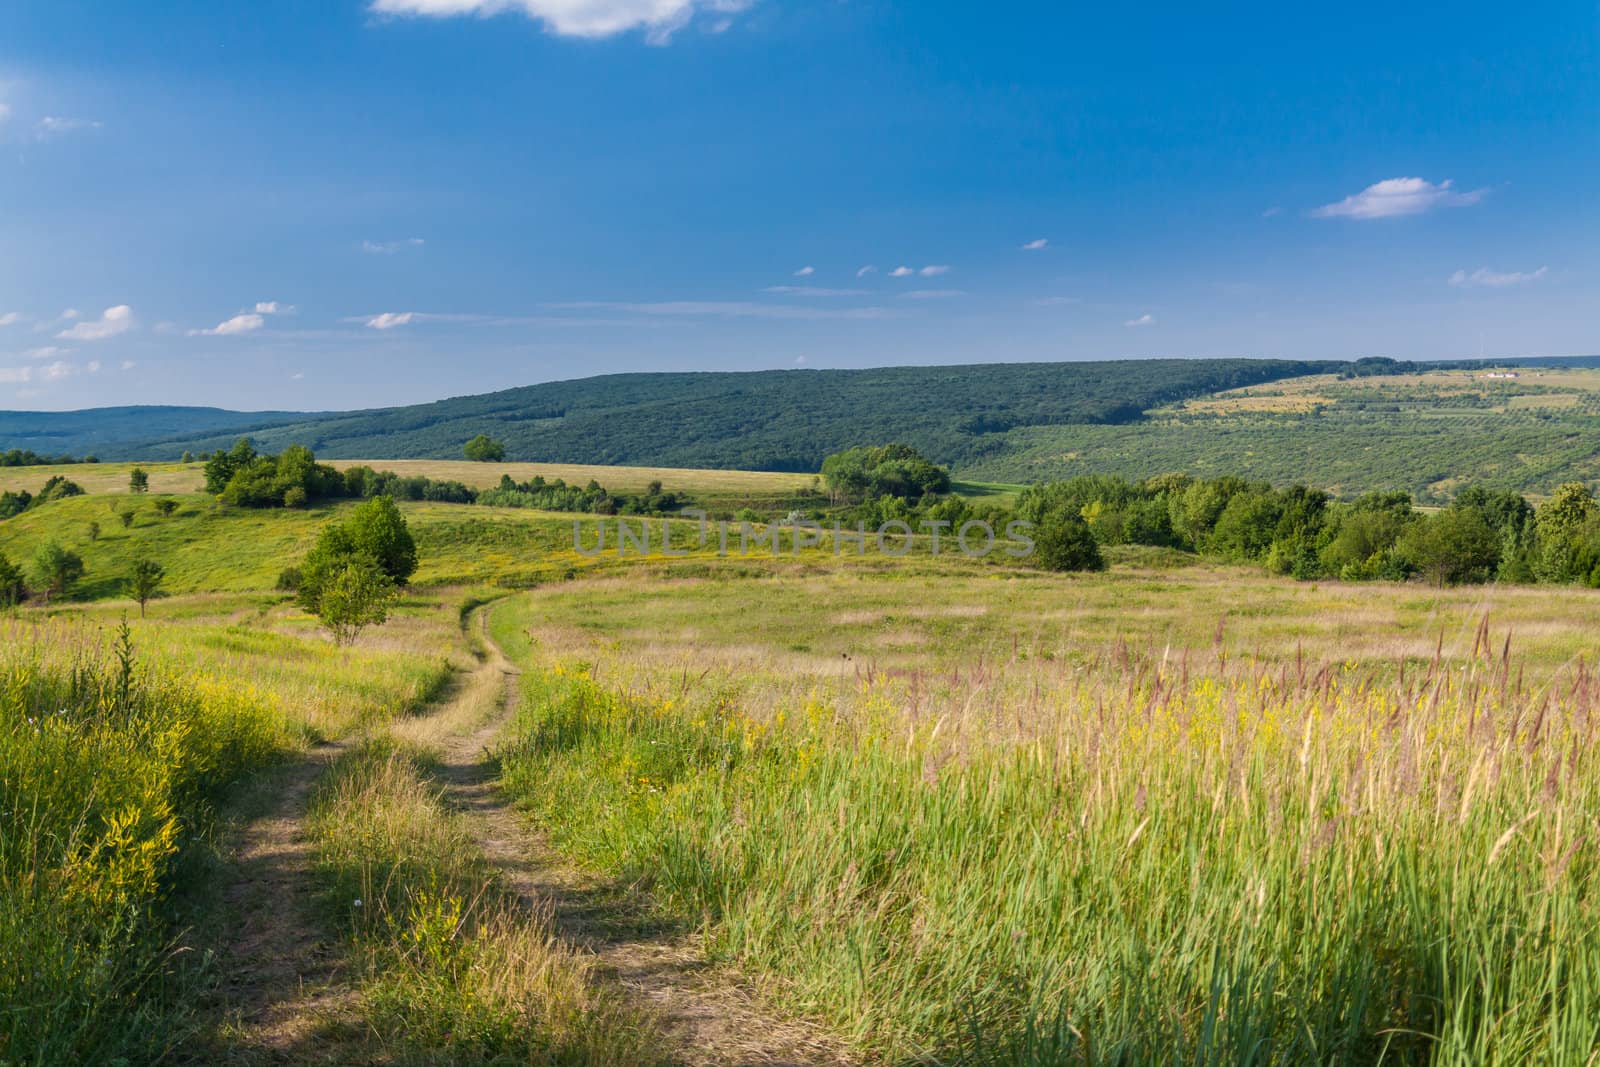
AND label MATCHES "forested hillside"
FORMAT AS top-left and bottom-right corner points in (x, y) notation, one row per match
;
(86, 359), (1333, 468)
